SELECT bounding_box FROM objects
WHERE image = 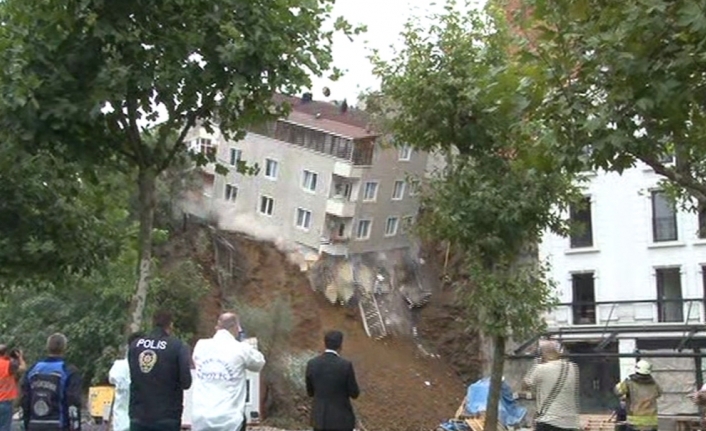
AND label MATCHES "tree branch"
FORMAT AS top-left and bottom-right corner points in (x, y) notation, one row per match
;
(158, 109), (200, 172)
(641, 155), (706, 204)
